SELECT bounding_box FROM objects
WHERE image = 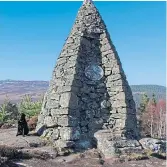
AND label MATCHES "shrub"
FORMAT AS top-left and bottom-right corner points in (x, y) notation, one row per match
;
(18, 94), (43, 118)
(0, 94), (43, 129)
(0, 96), (19, 124)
